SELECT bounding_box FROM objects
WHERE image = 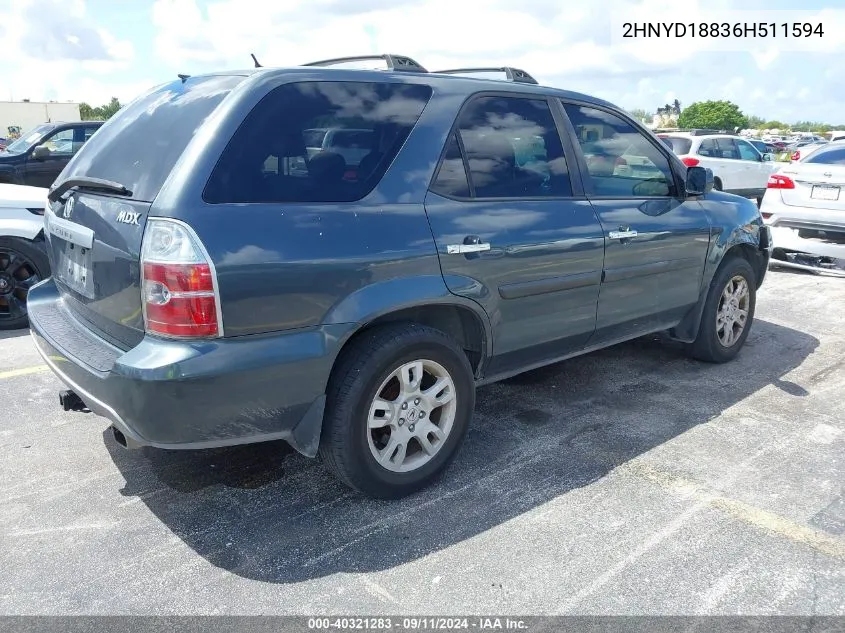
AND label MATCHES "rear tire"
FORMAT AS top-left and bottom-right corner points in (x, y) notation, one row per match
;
(689, 256), (756, 363)
(319, 323), (475, 499)
(0, 237), (49, 330)
(713, 177), (723, 192)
